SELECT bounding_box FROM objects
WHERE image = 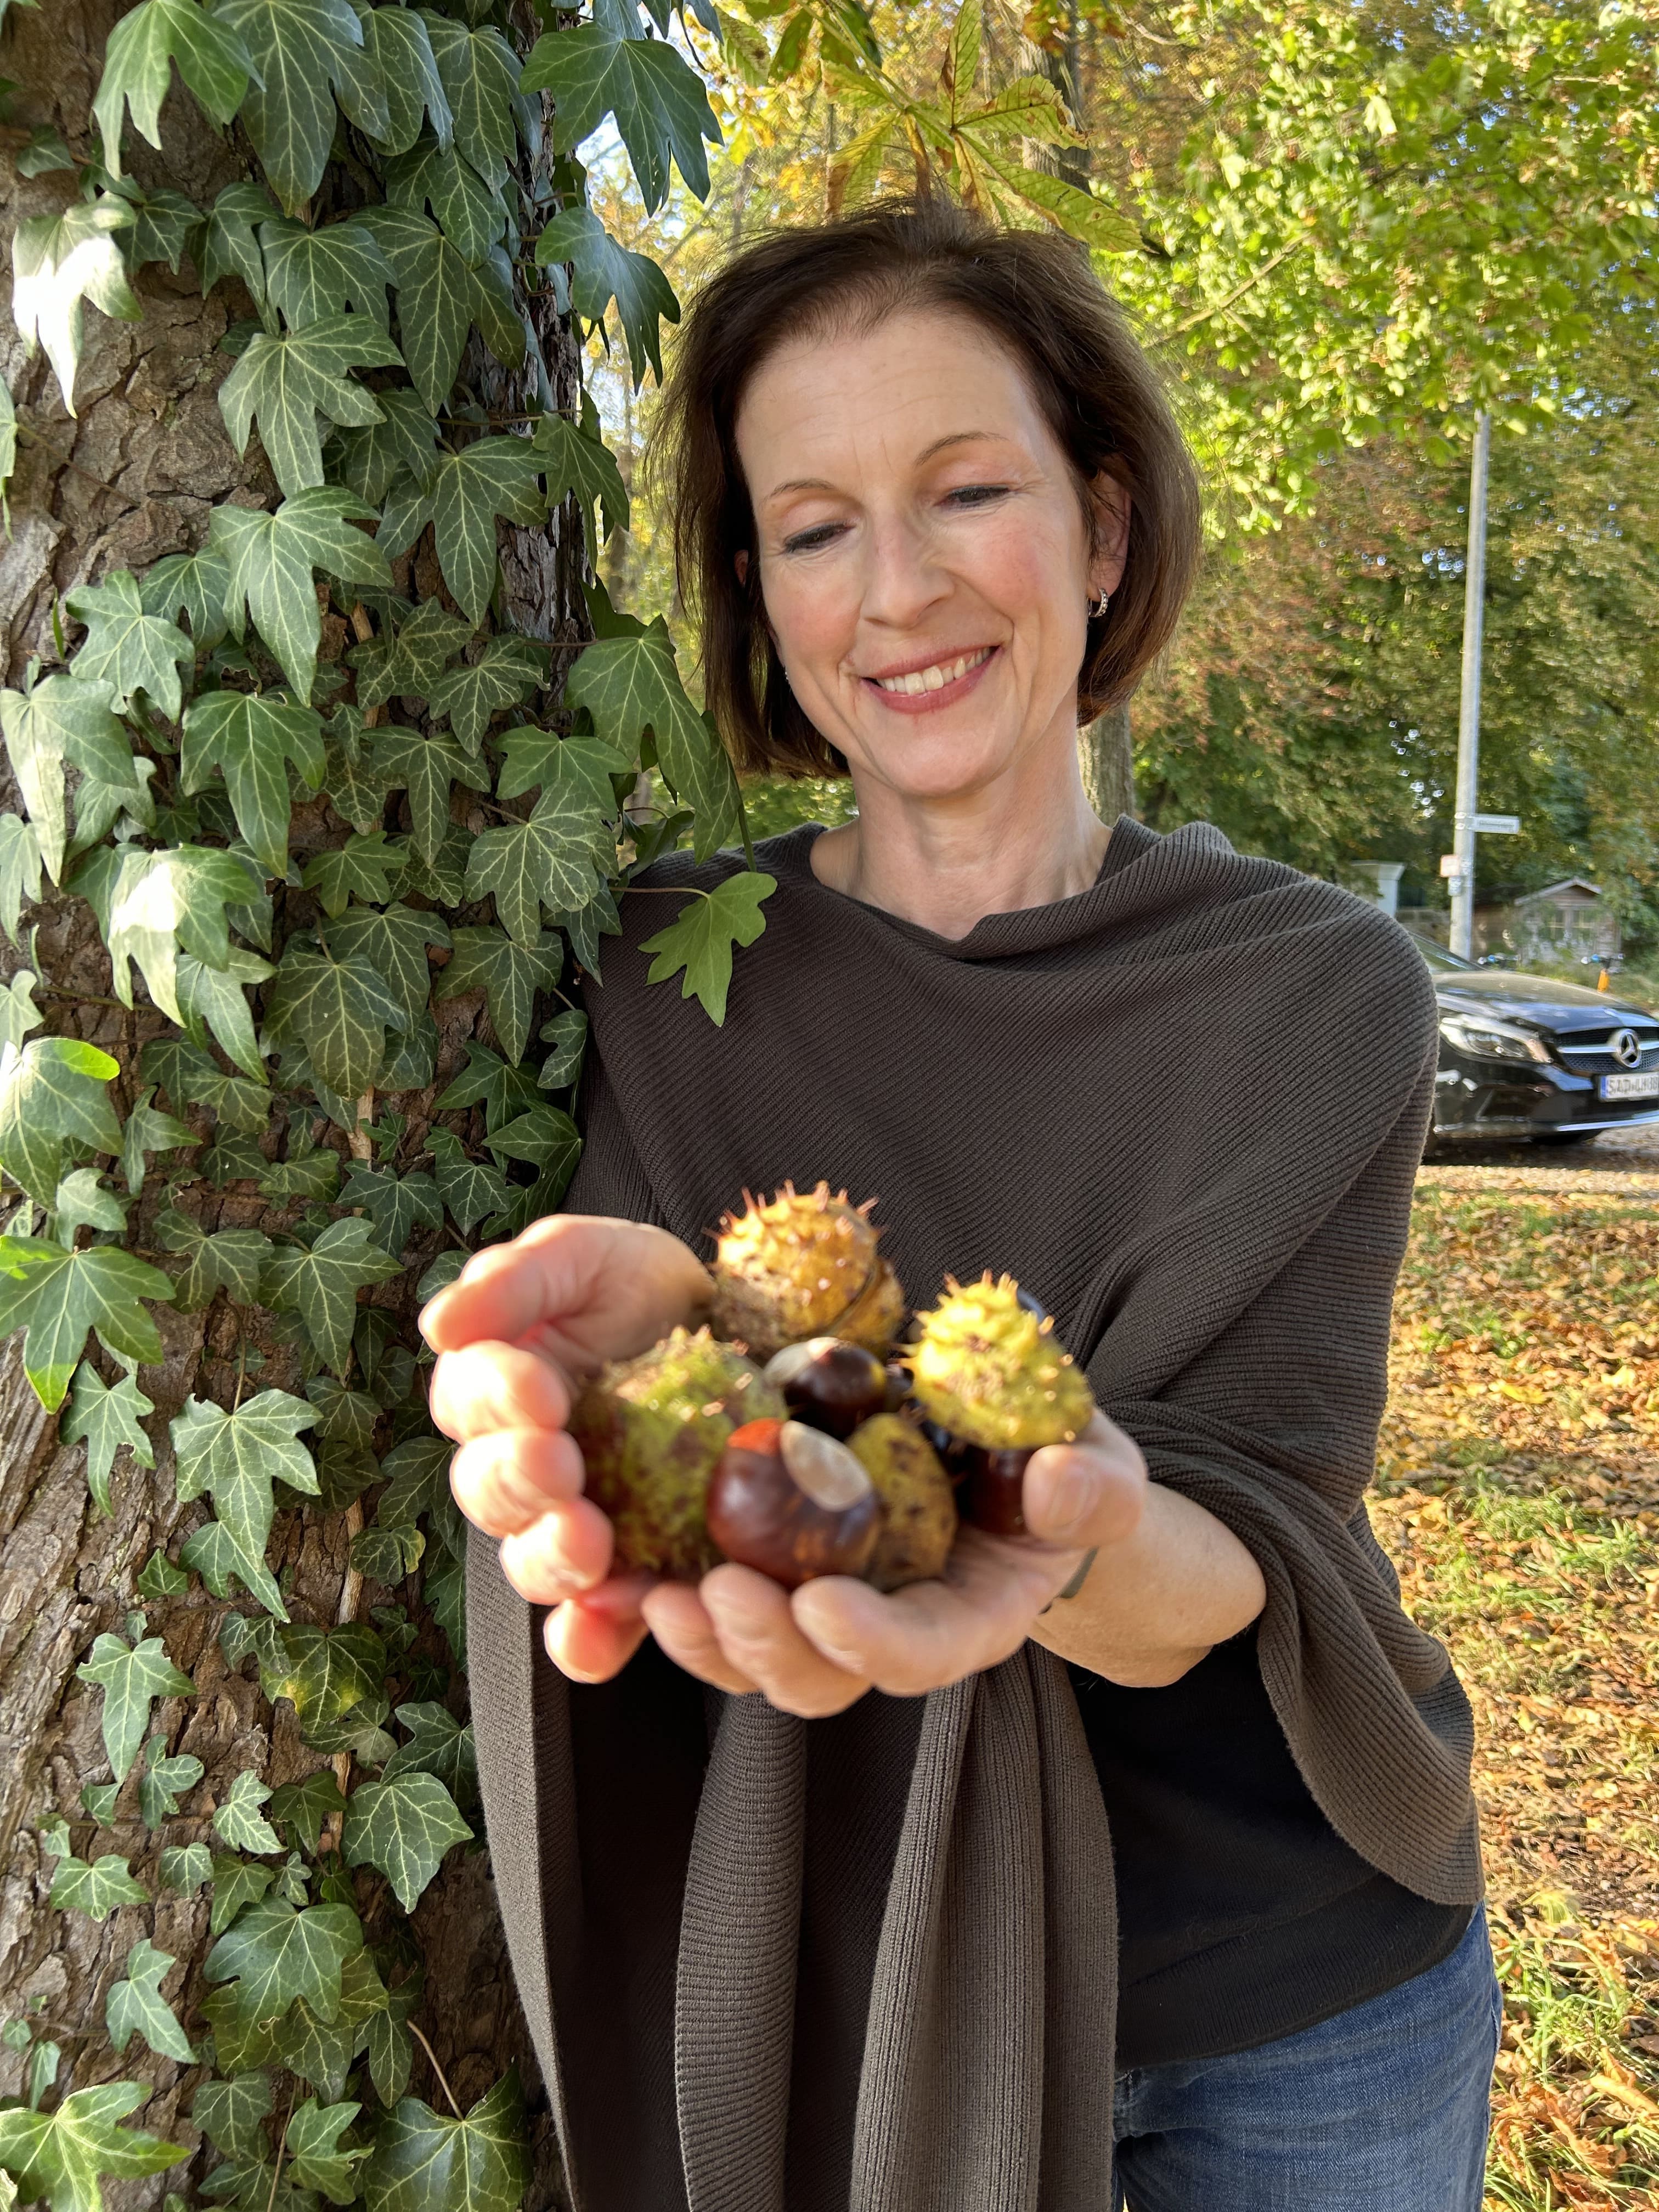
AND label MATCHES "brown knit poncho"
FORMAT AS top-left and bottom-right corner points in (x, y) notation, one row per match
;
(466, 815), (1481, 2212)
